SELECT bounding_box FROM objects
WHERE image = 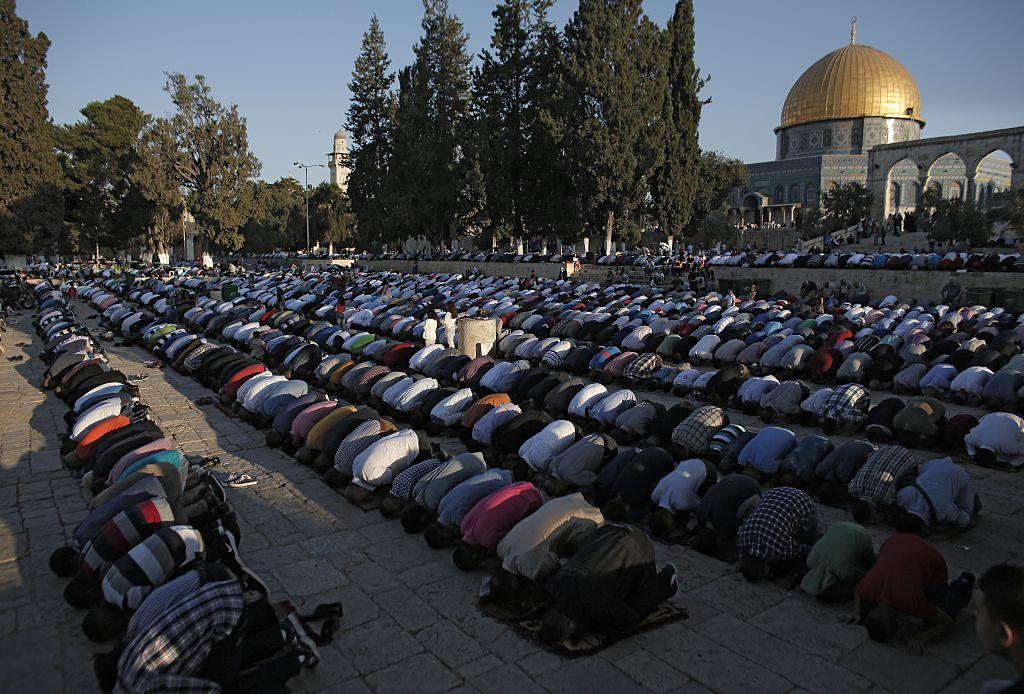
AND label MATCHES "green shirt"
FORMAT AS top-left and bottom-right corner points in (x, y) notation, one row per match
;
(800, 521), (874, 596)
